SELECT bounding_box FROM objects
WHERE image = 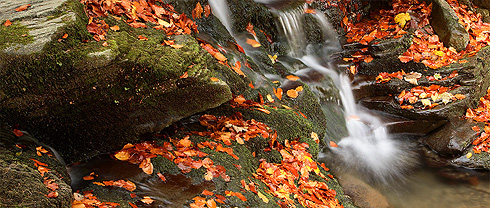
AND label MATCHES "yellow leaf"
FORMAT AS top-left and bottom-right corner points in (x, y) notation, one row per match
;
(466, 152), (472, 158)
(394, 13), (411, 28)
(158, 19), (172, 27)
(257, 191), (269, 203)
(434, 51), (445, 56)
